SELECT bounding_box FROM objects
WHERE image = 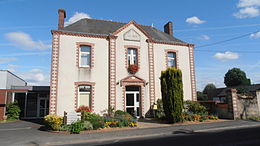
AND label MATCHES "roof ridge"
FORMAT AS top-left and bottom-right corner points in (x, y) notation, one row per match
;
(82, 18), (126, 24)
(82, 18), (154, 28)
